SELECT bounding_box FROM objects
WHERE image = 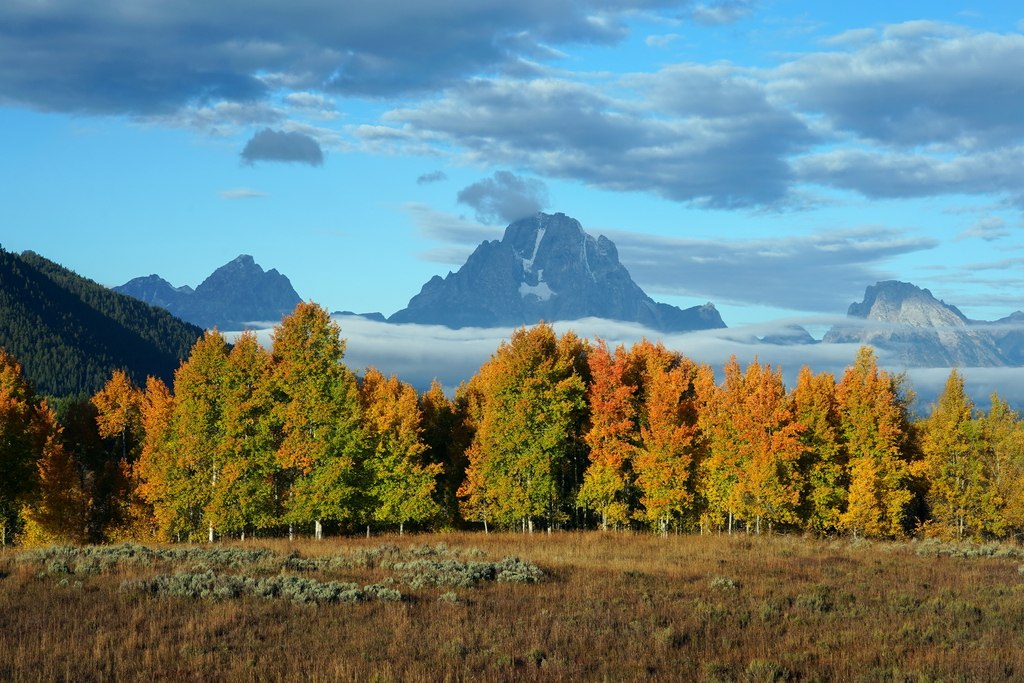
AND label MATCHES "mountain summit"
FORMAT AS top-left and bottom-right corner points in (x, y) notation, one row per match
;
(823, 280), (1008, 366)
(116, 255), (302, 330)
(389, 212), (725, 332)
